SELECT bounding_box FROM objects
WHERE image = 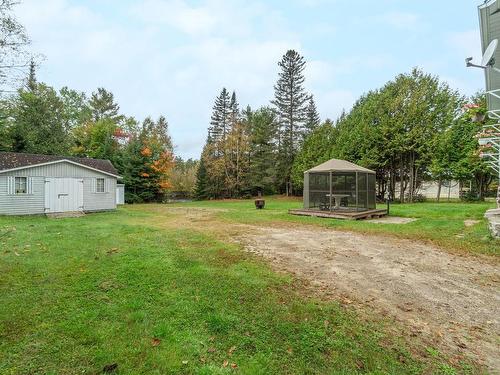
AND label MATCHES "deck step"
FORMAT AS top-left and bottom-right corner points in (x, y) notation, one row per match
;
(289, 209), (387, 220)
